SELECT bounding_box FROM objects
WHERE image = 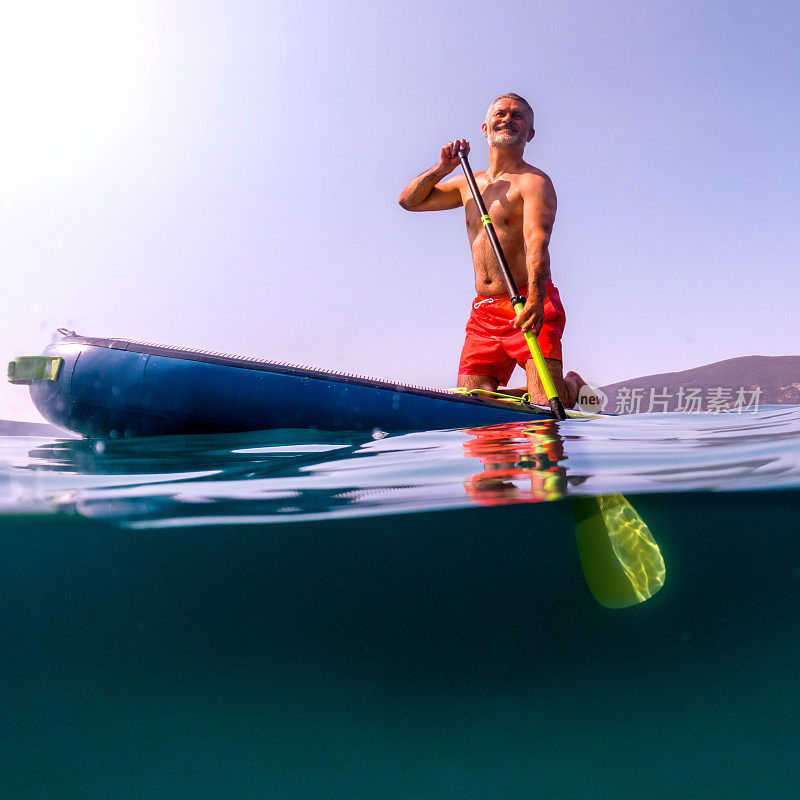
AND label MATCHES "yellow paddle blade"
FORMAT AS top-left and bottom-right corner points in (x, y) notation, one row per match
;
(572, 493), (666, 609)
